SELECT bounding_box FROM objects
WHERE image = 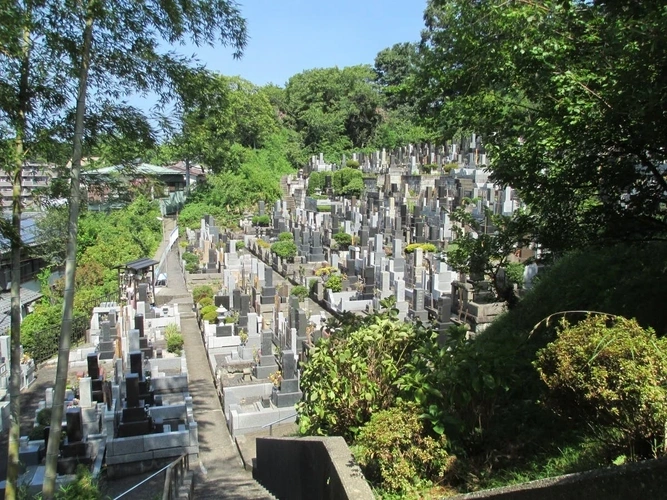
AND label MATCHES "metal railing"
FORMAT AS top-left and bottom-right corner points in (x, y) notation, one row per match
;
(261, 413), (296, 437)
(162, 453), (193, 500)
(113, 460), (174, 500)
